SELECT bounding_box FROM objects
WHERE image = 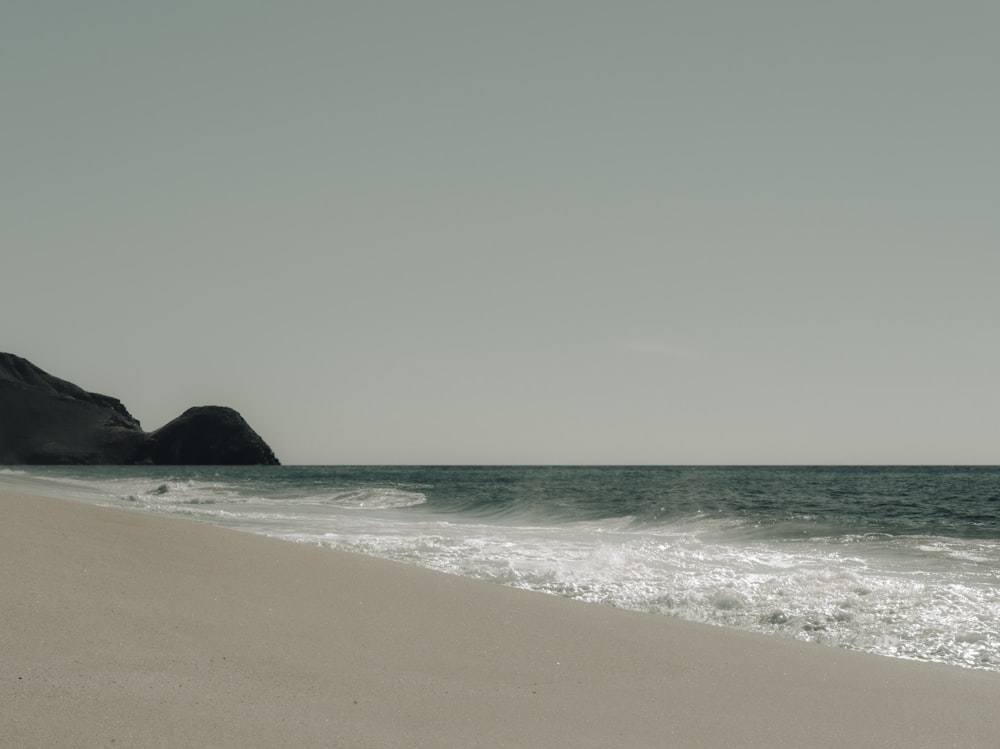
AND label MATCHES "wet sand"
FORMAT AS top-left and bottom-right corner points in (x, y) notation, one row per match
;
(3, 488), (999, 748)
